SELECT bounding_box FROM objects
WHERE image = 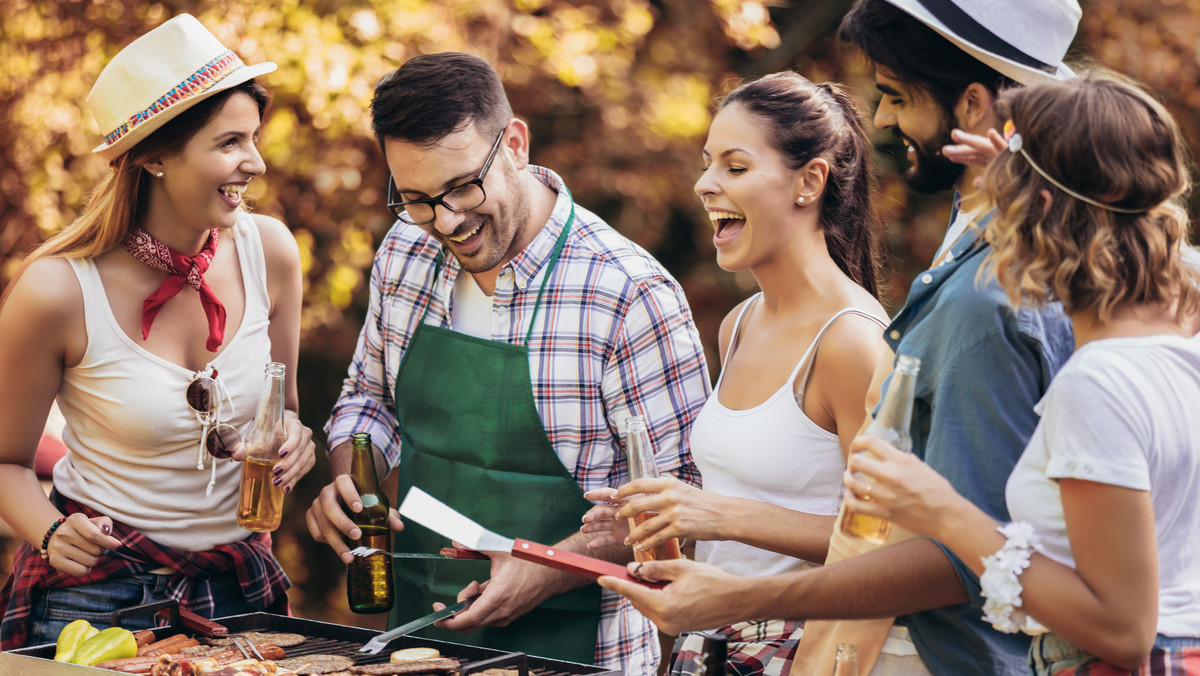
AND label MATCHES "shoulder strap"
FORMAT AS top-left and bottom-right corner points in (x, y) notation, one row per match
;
(792, 308), (888, 397)
(721, 293), (762, 367)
